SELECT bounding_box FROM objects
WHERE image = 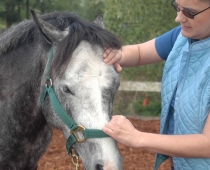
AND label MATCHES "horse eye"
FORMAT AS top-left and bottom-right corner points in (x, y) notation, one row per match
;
(63, 86), (74, 95)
